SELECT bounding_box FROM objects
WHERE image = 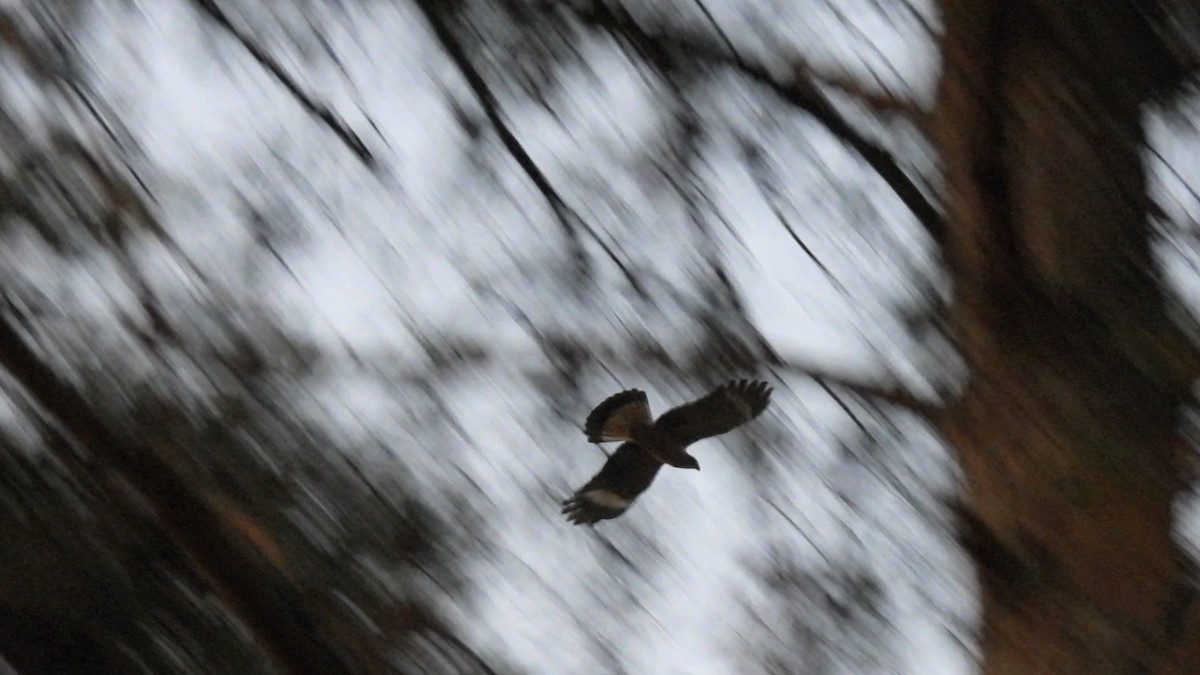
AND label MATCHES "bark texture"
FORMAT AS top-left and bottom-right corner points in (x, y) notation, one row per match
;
(933, 2), (1200, 672)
